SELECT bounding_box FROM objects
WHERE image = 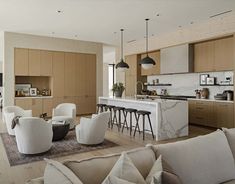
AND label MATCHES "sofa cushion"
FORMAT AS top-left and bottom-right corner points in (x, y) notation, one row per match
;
(152, 130), (235, 184)
(44, 158), (83, 184)
(102, 153), (146, 184)
(223, 128), (235, 160)
(63, 146), (155, 184)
